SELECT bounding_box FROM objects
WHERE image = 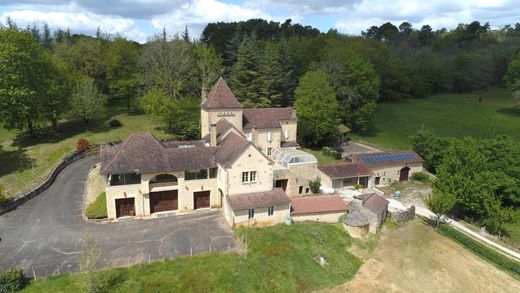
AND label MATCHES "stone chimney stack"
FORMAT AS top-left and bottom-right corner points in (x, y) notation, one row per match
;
(252, 126), (258, 144)
(210, 123), (217, 146)
(292, 108), (297, 119)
